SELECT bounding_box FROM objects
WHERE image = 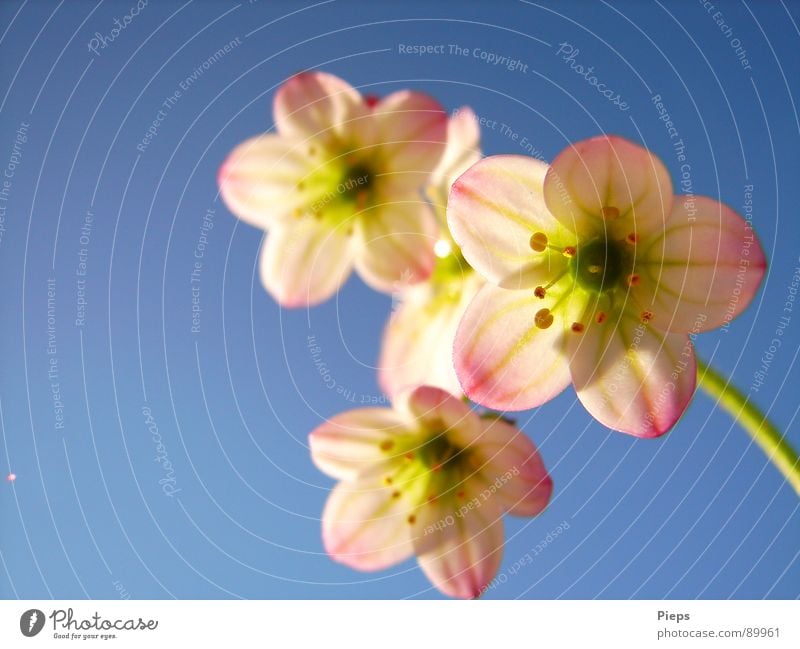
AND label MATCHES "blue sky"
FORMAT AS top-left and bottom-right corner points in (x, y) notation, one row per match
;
(0, 0), (798, 599)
